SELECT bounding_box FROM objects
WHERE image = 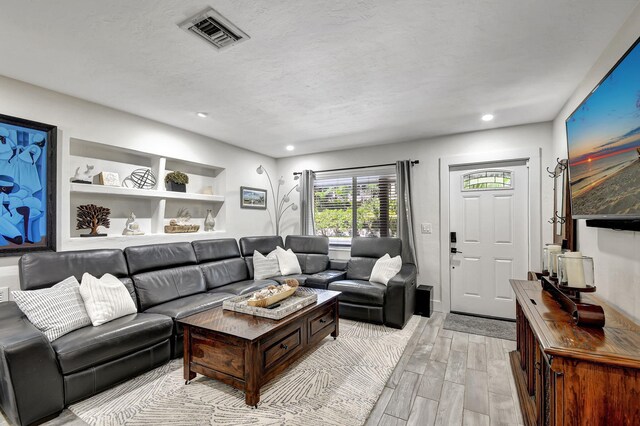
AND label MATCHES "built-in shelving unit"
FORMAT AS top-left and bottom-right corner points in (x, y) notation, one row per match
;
(60, 137), (228, 249)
